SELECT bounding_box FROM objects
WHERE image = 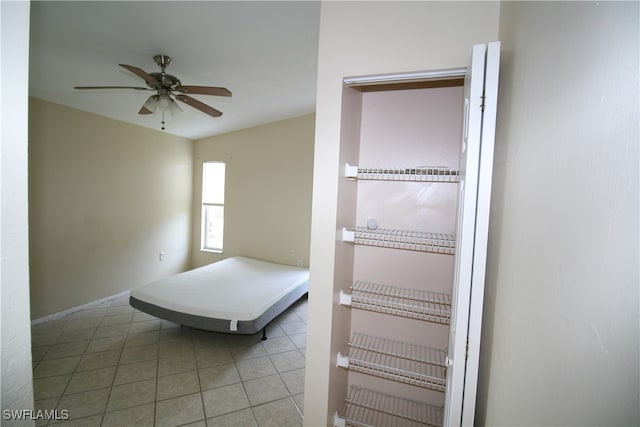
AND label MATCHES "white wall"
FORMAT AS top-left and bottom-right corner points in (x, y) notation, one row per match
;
(304, 2), (500, 425)
(478, 2), (639, 425)
(1, 0), (35, 423)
